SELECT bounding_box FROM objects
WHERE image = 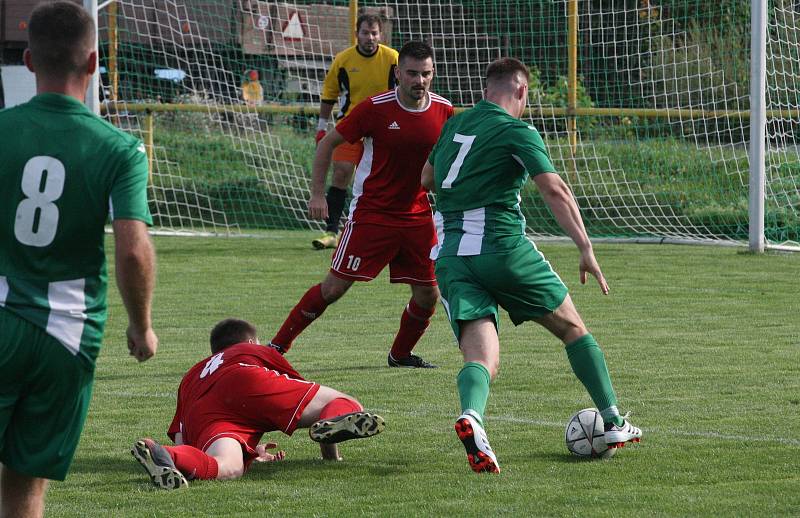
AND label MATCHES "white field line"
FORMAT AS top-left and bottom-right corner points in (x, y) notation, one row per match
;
(371, 408), (800, 447)
(94, 391), (800, 447)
